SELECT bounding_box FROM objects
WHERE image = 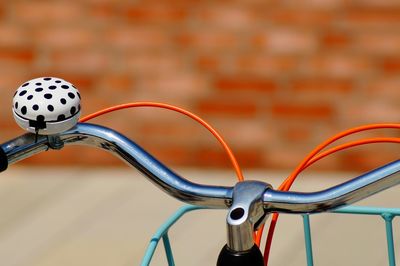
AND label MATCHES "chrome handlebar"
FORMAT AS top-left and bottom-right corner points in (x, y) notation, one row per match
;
(2, 123), (400, 213)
